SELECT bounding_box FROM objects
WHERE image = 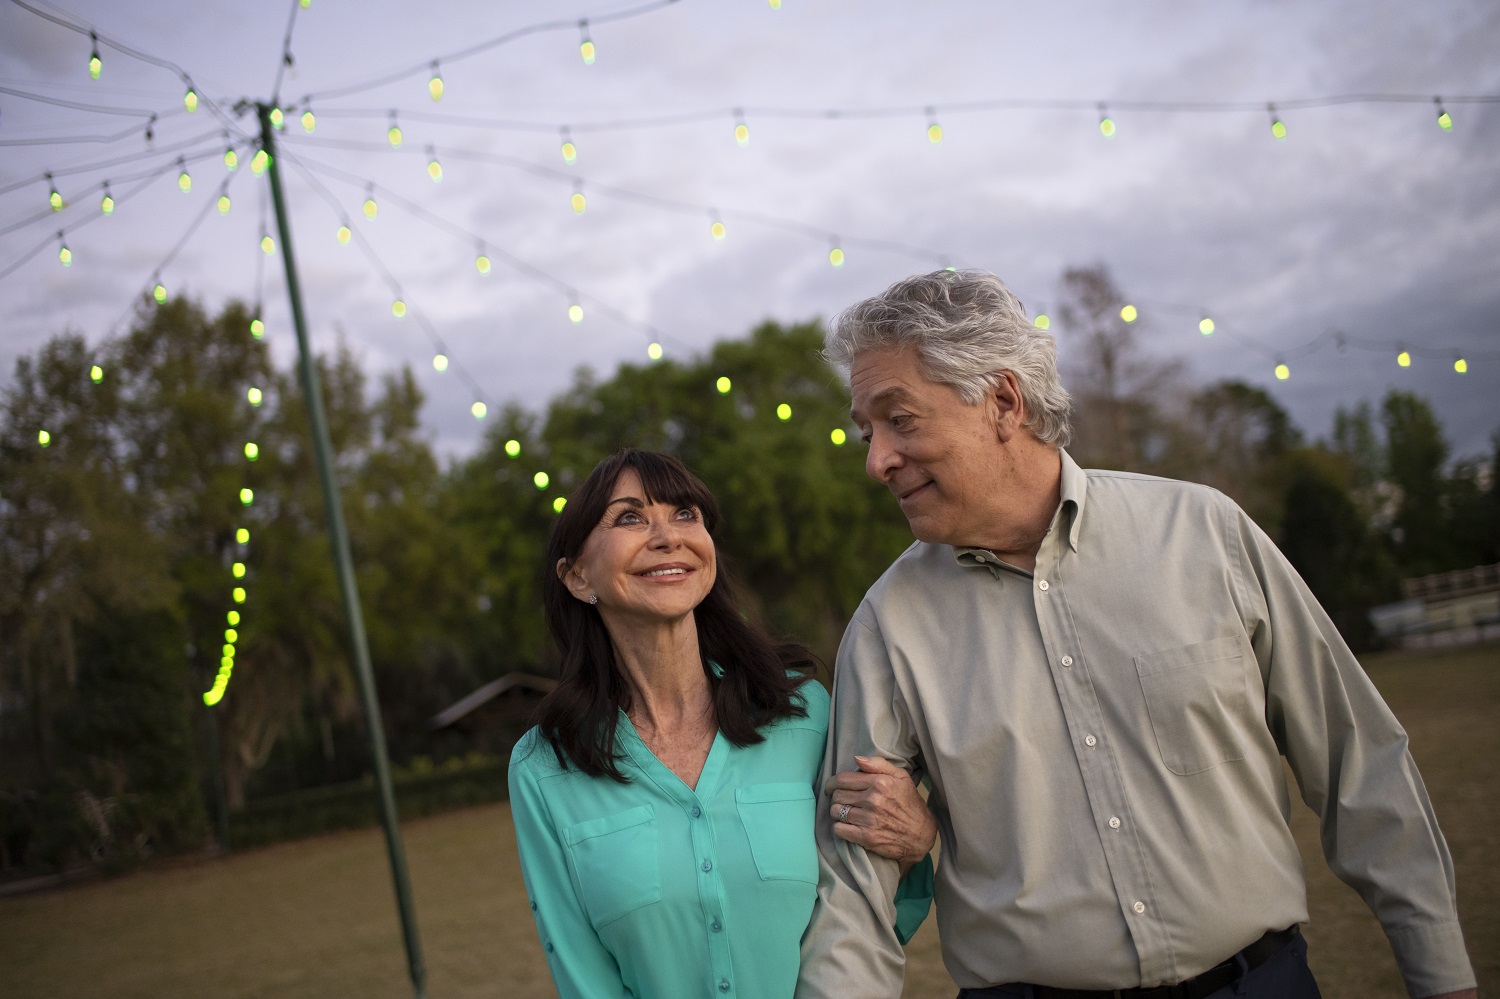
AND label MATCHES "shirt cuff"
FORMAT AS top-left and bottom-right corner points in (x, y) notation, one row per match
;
(892, 854), (934, 946)
(1385, 920), (1476, 997)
